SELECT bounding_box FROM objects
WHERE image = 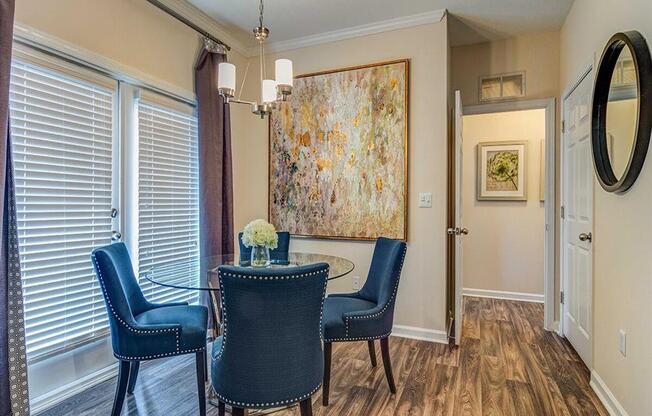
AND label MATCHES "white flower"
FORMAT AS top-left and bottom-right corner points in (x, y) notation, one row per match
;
(241, 219), (279, 249)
